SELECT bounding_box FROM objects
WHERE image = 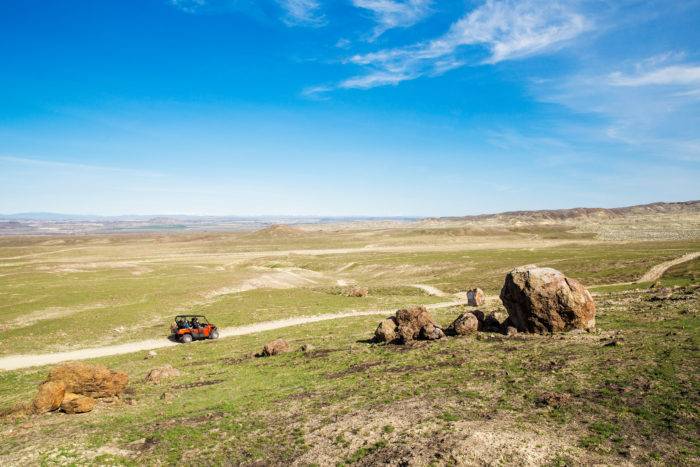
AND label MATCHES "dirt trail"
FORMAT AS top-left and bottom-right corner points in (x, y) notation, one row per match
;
(636, 251), (700, 283)
(411, 284), (450, 297)
(0, 300), (465, 371)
